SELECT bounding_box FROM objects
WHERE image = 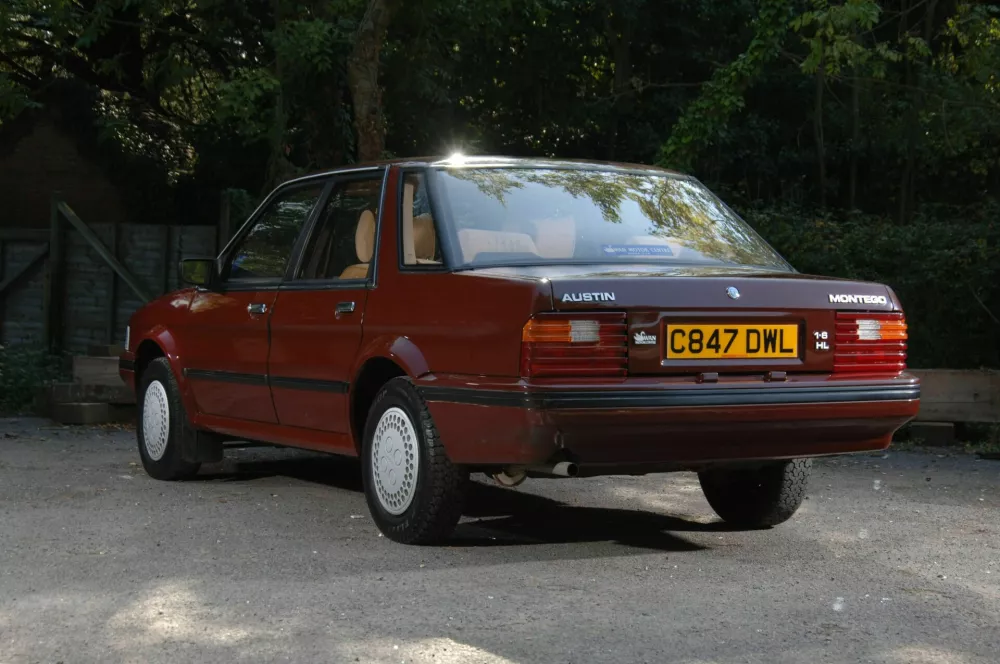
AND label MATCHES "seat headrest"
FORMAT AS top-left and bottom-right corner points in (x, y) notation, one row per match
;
(413, 214), (436, 260)
(456, 229), (538, 263)
(355, 210), (376, 263)
(534, 216), (576, 258)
